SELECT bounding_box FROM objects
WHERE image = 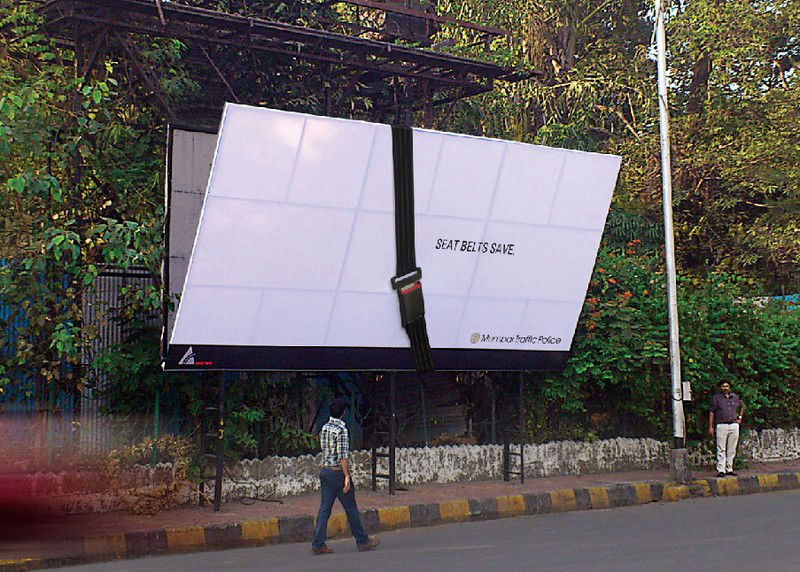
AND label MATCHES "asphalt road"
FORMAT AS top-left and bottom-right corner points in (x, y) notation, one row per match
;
(63, 490), (800, 572)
